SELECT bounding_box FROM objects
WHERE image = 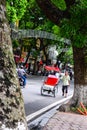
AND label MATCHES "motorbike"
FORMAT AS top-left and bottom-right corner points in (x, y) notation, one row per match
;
(18, 74), (26, 88)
